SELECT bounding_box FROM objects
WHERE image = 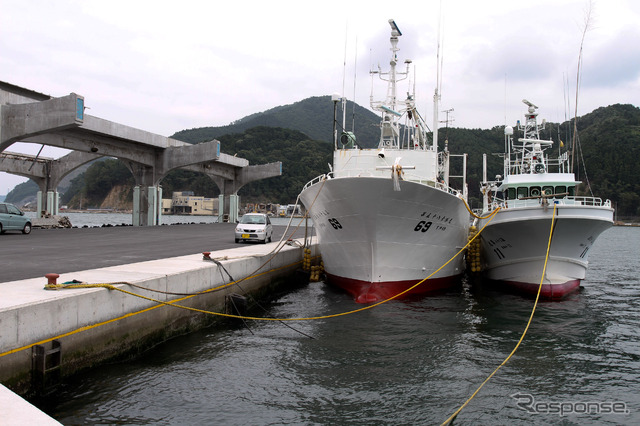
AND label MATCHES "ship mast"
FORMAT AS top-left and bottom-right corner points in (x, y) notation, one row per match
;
(370, 19), (409, 149)
(387, 20), (400, 113)
(432, 4), (444, 152)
